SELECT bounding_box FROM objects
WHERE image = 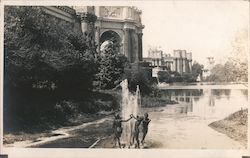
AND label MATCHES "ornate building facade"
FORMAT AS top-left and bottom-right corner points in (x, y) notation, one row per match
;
(143, 49), (193, 75)
(42, 6), (144, 63)
(172, 50), (192, 74)
(94, 6), (144, 63)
